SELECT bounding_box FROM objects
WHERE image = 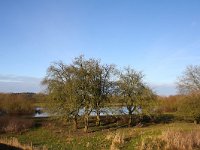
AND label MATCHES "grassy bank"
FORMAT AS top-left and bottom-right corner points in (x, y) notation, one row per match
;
(1, 121), (200, 150)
